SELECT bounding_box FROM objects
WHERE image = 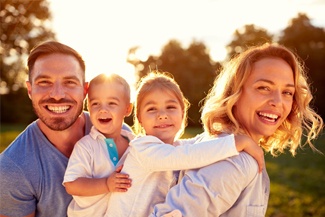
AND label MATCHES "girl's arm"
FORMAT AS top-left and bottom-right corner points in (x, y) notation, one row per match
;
(132, 134), (263, 172)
